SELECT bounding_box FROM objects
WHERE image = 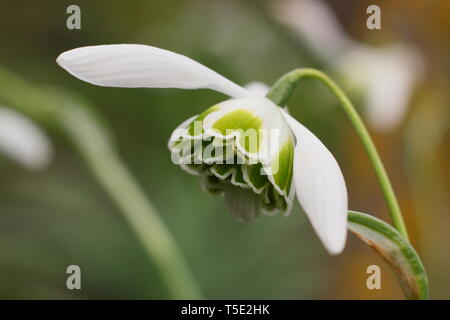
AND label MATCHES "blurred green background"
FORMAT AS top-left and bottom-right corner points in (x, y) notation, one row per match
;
(0, 0), (448, 299)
